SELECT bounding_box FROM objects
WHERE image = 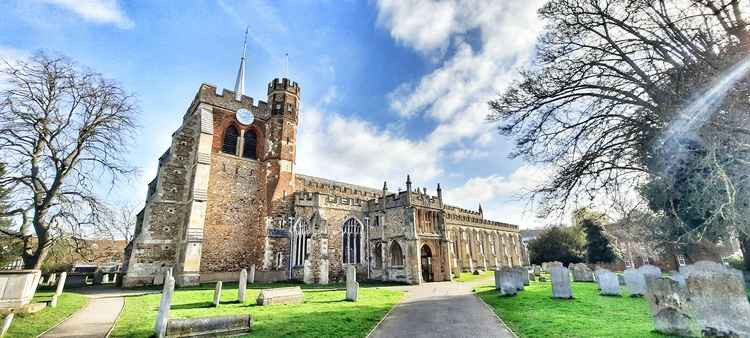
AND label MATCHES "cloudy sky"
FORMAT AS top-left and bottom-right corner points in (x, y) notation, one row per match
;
(0, 0), (552, 228)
